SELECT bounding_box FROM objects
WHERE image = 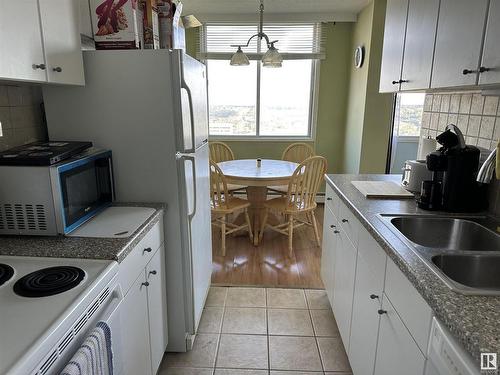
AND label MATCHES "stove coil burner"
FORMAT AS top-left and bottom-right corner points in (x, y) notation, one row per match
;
(0, 263), (14, 286)
(14, 266), (85, 297)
